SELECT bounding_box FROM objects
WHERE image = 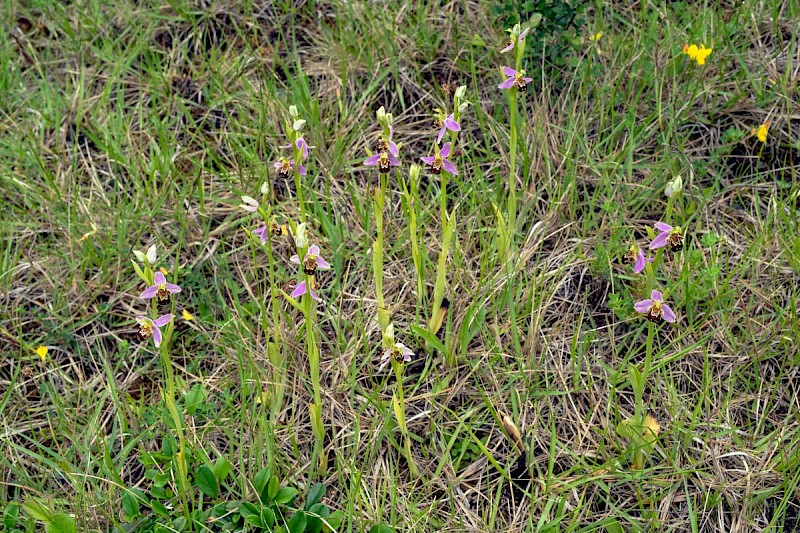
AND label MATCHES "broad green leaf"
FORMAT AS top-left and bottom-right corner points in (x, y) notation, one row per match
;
(196, 465), (219, 498)
(22, 498), (50, 522)
(287, 511), (307, 533)
(44, 513), (76, 533)
(274, 486), (299, 505)
(304, 483), (326, 510)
